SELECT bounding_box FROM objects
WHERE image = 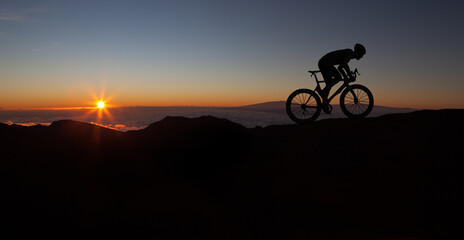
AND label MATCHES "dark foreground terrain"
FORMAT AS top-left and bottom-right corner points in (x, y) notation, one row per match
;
(1, 110), (463, 239)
